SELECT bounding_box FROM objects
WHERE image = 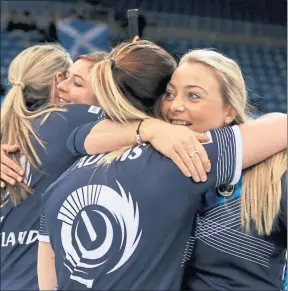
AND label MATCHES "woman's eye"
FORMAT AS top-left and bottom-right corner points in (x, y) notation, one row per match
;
(188, 92), (200, 100)
(74, 82), (82, 88)
(164, 91), (174, 100)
